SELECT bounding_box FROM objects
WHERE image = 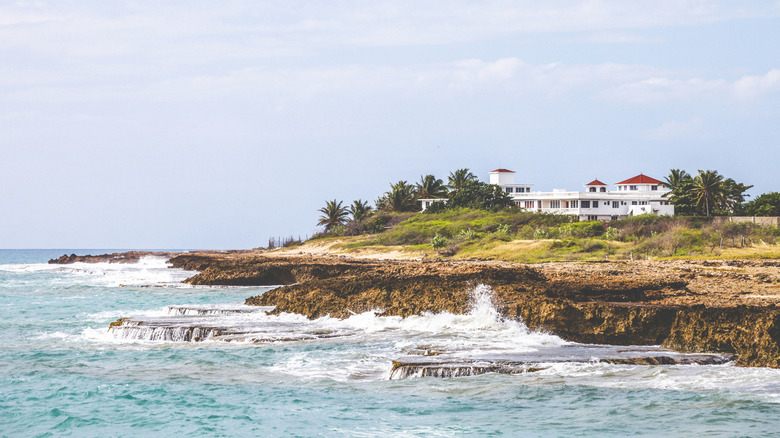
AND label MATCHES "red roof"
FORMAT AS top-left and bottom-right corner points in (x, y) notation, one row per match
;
(585, 179), (607, 186)
(490, 168), (515, 173)
(616, 174), (663, 185)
